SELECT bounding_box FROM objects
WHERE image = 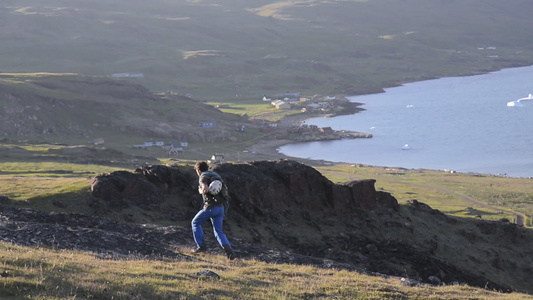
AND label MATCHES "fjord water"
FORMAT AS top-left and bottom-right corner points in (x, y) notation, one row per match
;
(280, 65), (533, 177)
